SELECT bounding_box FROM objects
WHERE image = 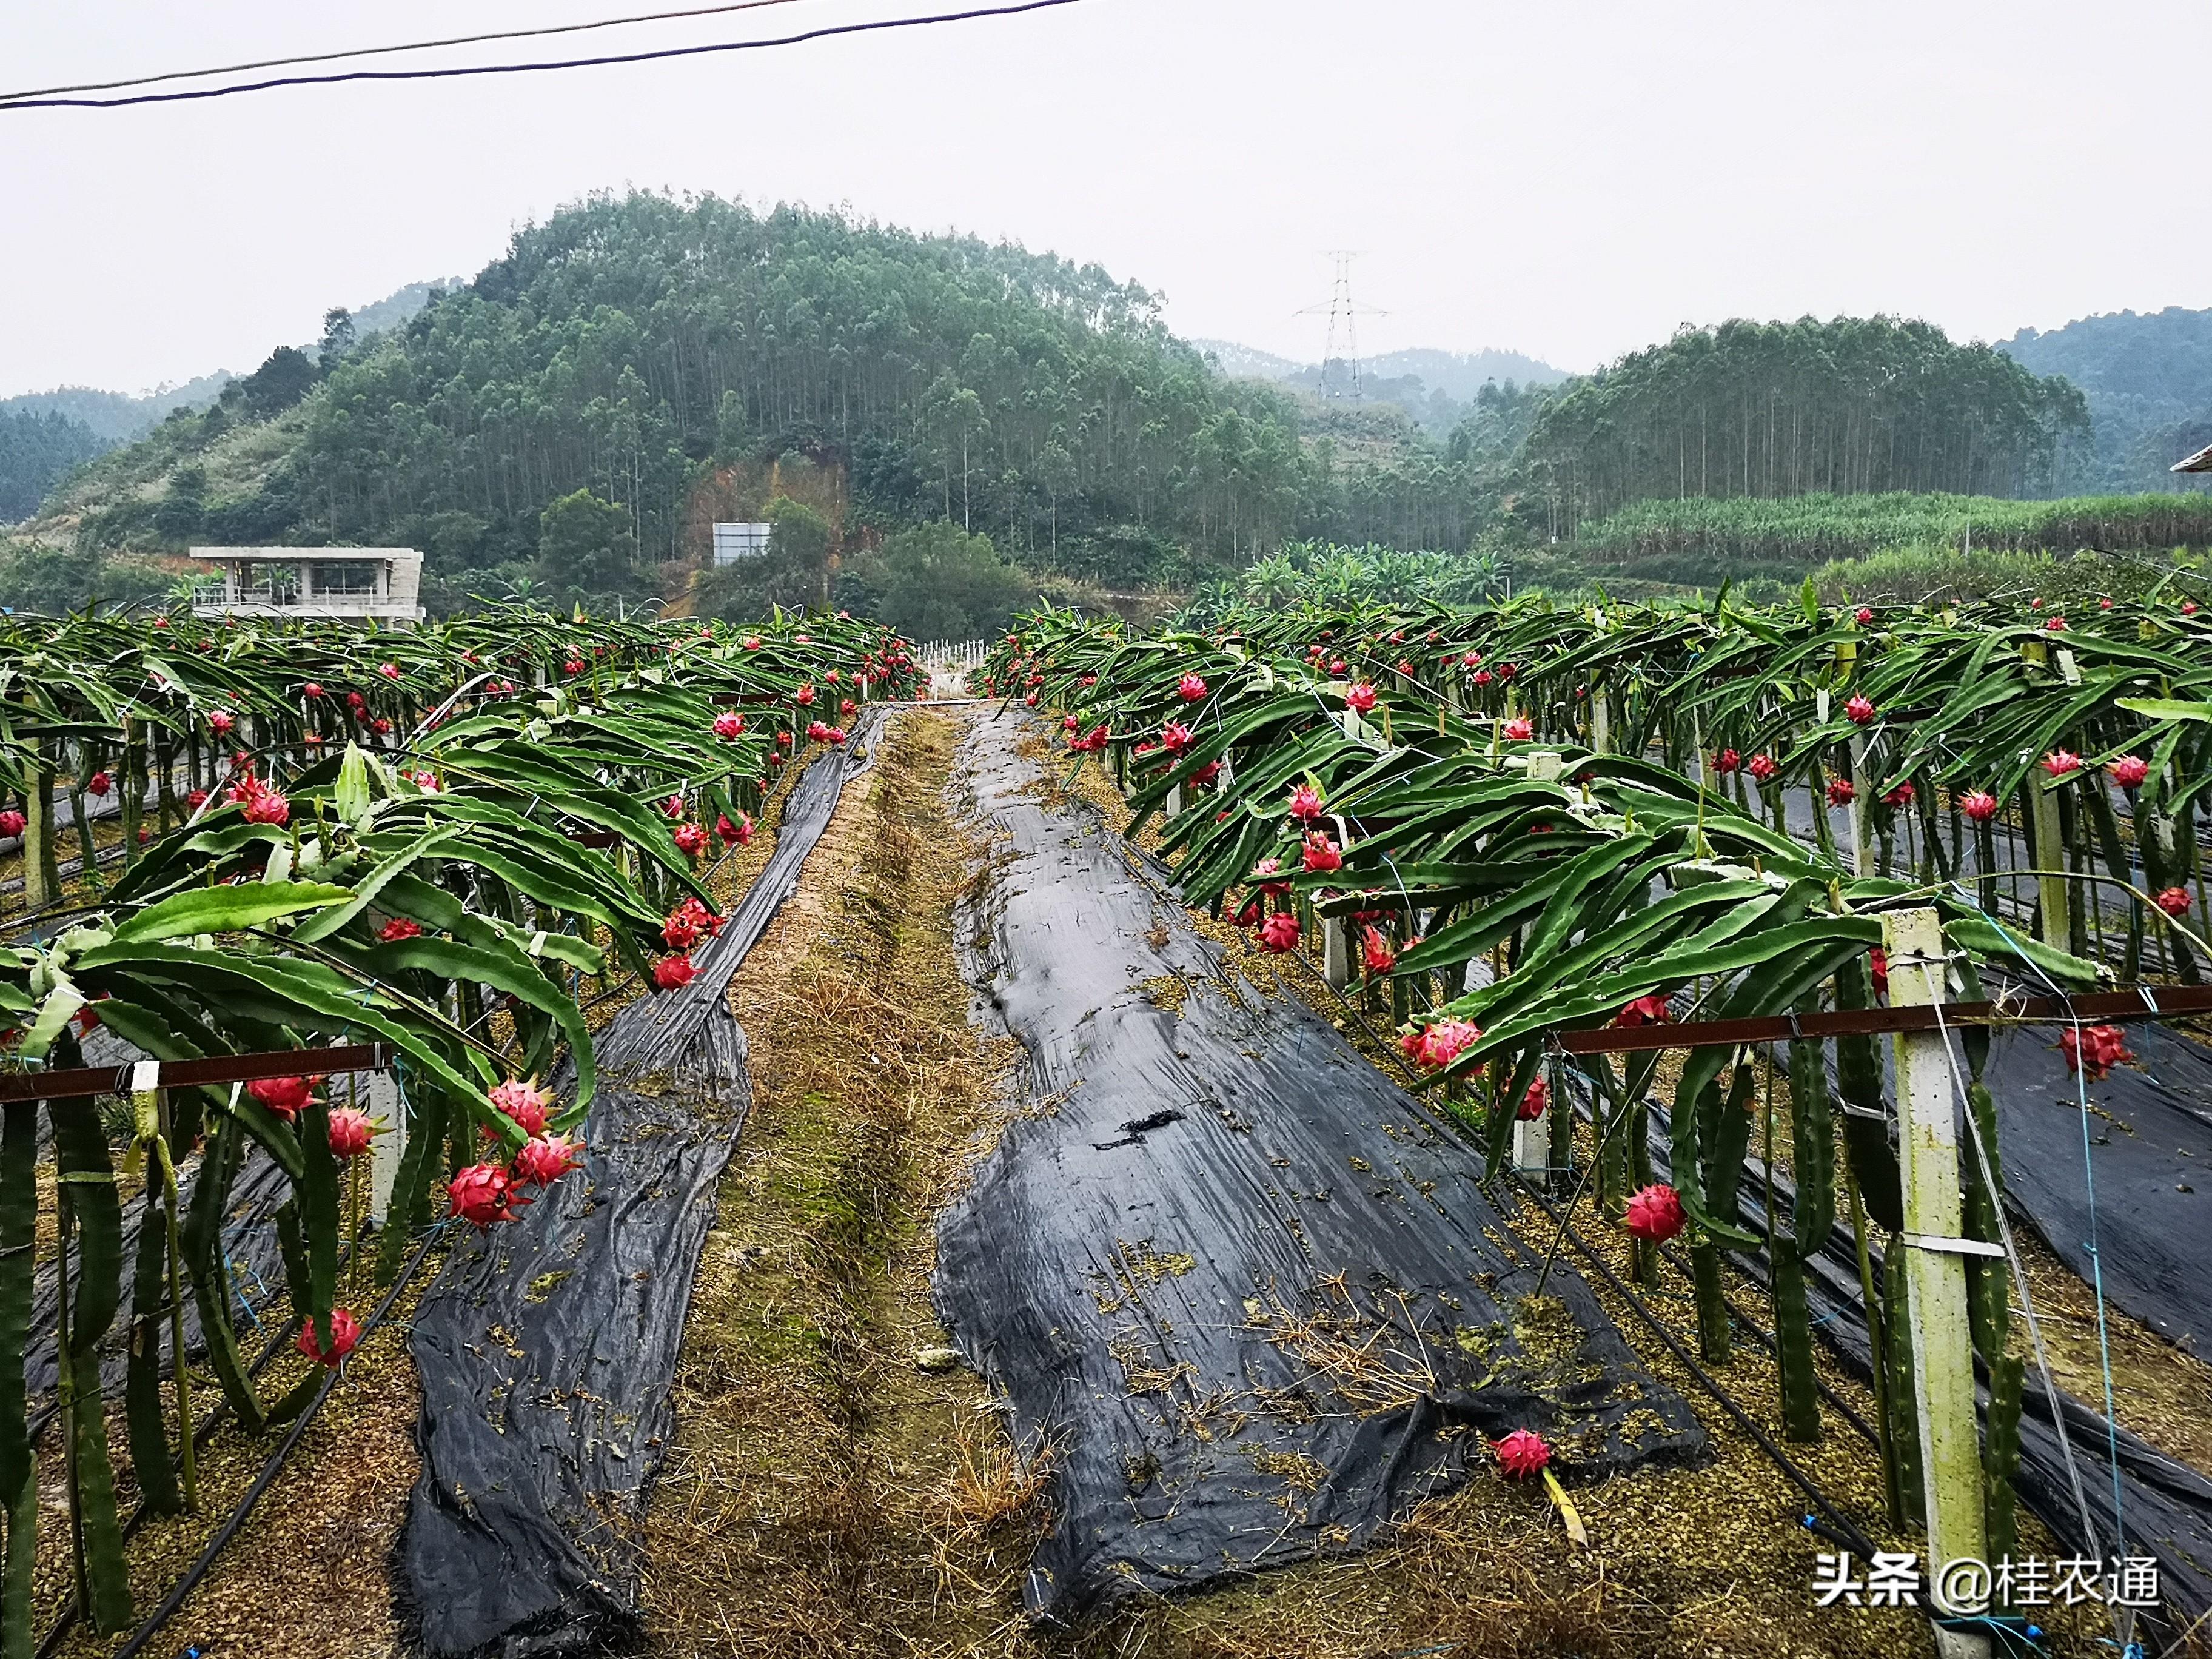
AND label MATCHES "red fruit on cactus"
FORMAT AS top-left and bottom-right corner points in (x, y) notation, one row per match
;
(1346, 682), (1378, 714)
(1472, 669), (1493, 686)
(2107, 755), (2150, 789)
(241, 788), (290, 825)
(825, 726), (847, 745)
(326, 1107), (377, 1159)
(652, 954), (698, 991)
(1495, 1427), (1550, 1478)
(372, 717), (394, 734)
(379, 917), (422, 943)
(1625, 1182), (1688, 1242)
(1518, 1076), (1549, 1121)
(87, 771), (113, 796)
(2100, 597), (2114, 610)
(1854, 606), (1874, 625)
(1177, 673), (1208, 702)
(674, 823), (708, 856)
(1329, 657), (1347, 675)
(512, 1133), (584, 1187)
(448, 1162), (518, 1228)
(795, 684), (817, 706)
(1502, 717), (1534, 741)
(346, 690), (367, 713)
(743, 635), (763, 651)
(209, 709), (234, 734)
(713, 711), (745, 740)
(378, 661), (400, 680)
(1844, 695), (1876, 726)
(490, 1078), (553, 1137)
(247, 1075), (313, 1121)
(2043, 749), (2082, 779)
(1287, 783), (1324, 822)
(303, 682), (323, 699)
(1746, 752), (1778, 782)
(186, 788), (209, 810)
(2060, 1024), (2134, 1081)
(1825, 777), (1855, 806)
(297, 1308), (362, 1367)
(1961, 789), (2000, 822)
(2156, 886), (2192, 918)
(0, 811), (21, 839)
(563, 659), (584, 675)
(2184, 600), (2200, 616)
(1258, 911), (1300, 953)
(1062, 715), (1080, 732)
(1612, 994), (1671, 1027)
(2045, 615), (2066, 632)
(1250, 856), (1290, 897)
(1361, 925), (1396, 975)
(1301, 831), (1343, 873)
(1869, 946), (1889, 997)
(1161, 722), (1193, 754)
(1414, 1019), (1483, 1071)
(1711, 748), (1741, 774)
(1882, 781), (1915, 808)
